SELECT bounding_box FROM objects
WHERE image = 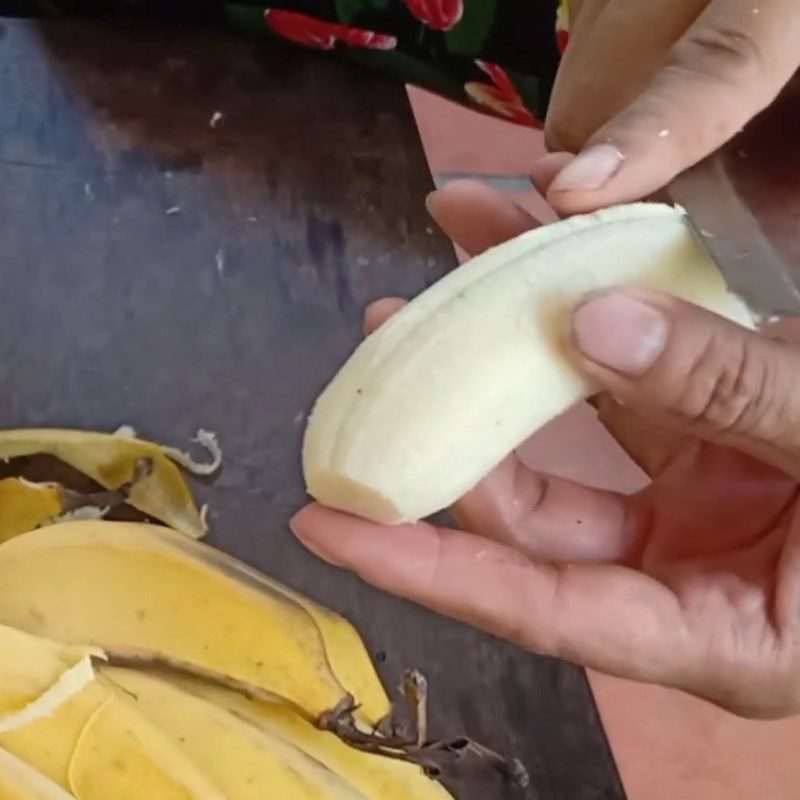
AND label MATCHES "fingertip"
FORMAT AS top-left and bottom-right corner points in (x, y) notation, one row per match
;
(290, 502), (375, 567)
(426, 179), (505, 228)
(530, 151), (575, 195)
(426, 179), (538, 256)
(288, 502), (324, 546)
(291, 503), (448, 591)
(363, 297), (407, 335)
